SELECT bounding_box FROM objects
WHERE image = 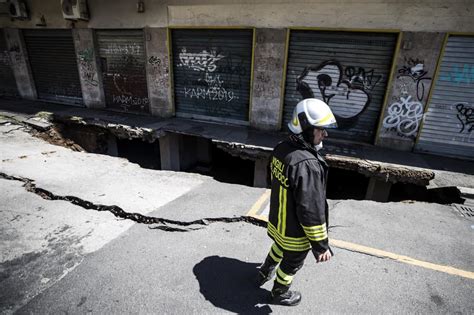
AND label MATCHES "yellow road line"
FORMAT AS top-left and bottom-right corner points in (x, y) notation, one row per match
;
(246, 191), (474, 280)
(250, 214), (269, 221)
(246, 189), (271, 217)
(330, 239), (474, 280)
